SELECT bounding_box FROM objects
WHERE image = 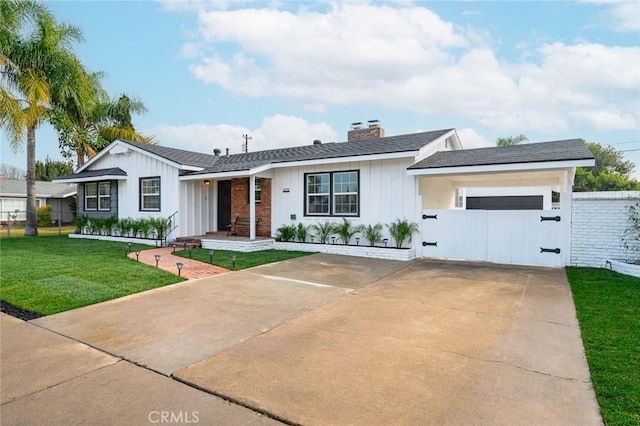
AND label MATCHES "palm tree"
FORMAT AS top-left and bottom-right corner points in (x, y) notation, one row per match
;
(52, 88), (154, 167)
(1, 4), (92, 236)
(496, 134), (528, 146)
